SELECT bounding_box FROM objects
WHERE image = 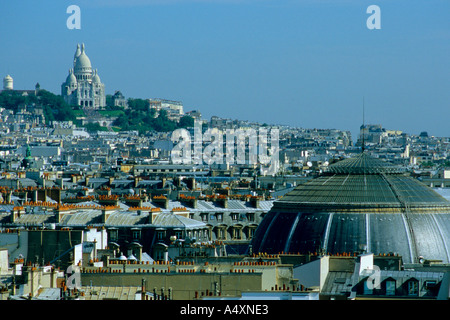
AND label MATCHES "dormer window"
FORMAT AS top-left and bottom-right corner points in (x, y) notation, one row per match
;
(408, 280), (419, 296)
